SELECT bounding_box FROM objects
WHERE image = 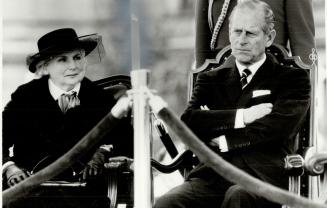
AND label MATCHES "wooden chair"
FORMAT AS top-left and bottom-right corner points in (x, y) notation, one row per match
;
(37, 75), (133, 208)
(95, 75), (204, 207)
(95, 75), (134, 208)
(97, 73), (326, 206)
(156, 44), (327, 205)
(191, 44), (312, 197)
